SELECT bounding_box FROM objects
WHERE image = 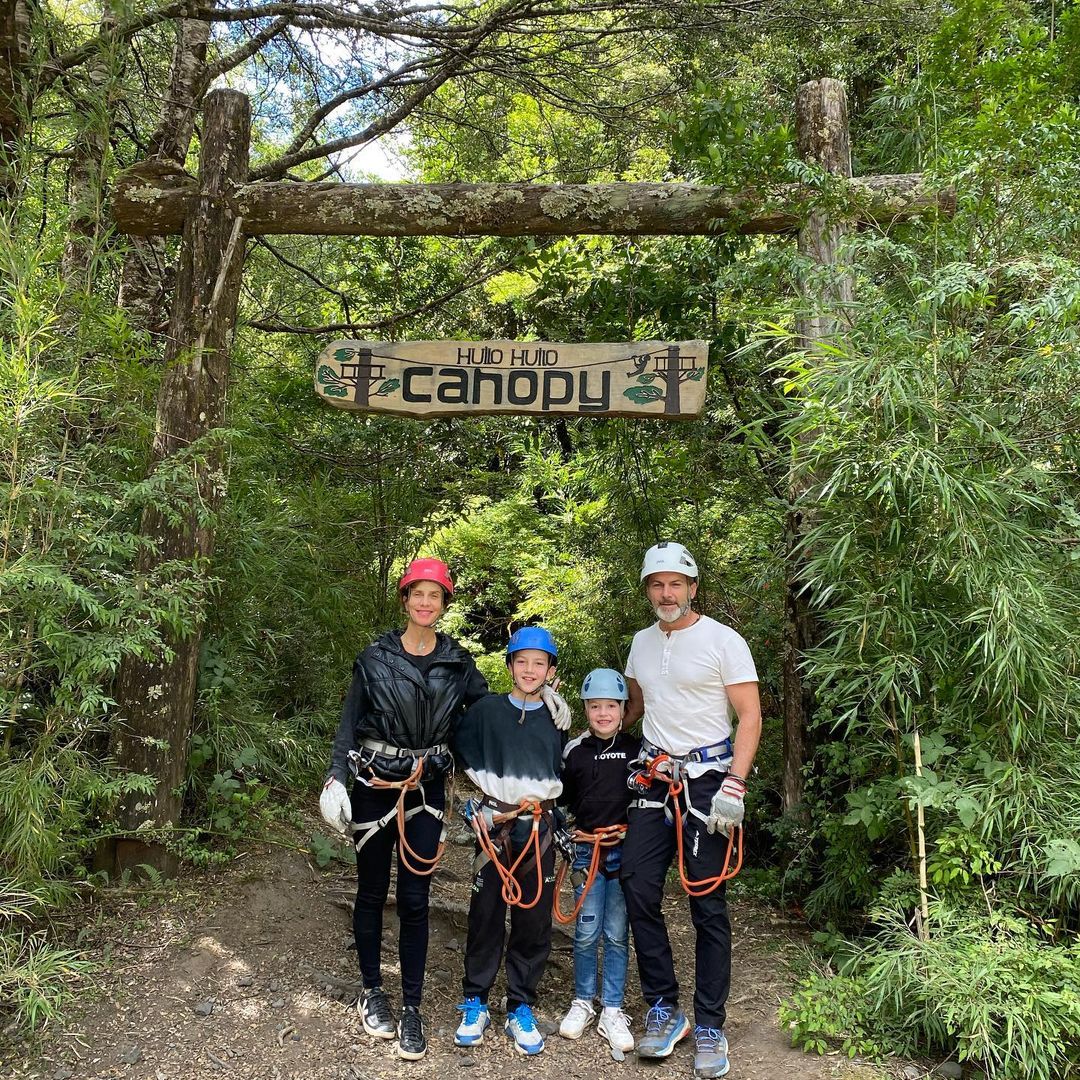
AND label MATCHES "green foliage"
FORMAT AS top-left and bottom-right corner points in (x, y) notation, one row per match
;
(783, 907), (1080, 1080)
(6, 0), (1080, 1070)
(308, 832), (351, 868)
(764, 5), (1080, 1074)
(0, 930), (93, 1031)
(0, 241), (184, 1031)
(781, 971), (885, 1060)
(668, 83), (793, 188)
